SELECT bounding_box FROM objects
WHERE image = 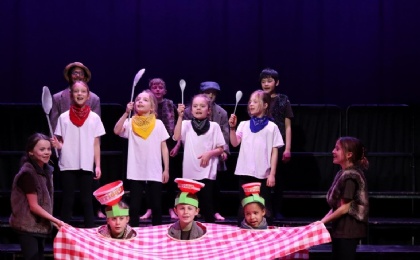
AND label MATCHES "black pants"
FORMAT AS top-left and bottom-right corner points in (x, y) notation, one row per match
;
(60, 170), (94, 228)
(271, 146), (287, 218)
(17, 232), (45, 260)
(196, 179), (215, 223)
(212, 171), (224, 214)
(92, 179), (104, 215)
(163, 154), (182, 211)
(129, 180), (163, 227)
(331, 238), (359, 260)
(237, 175), (273, 226)
(144, 141), (181, 213)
